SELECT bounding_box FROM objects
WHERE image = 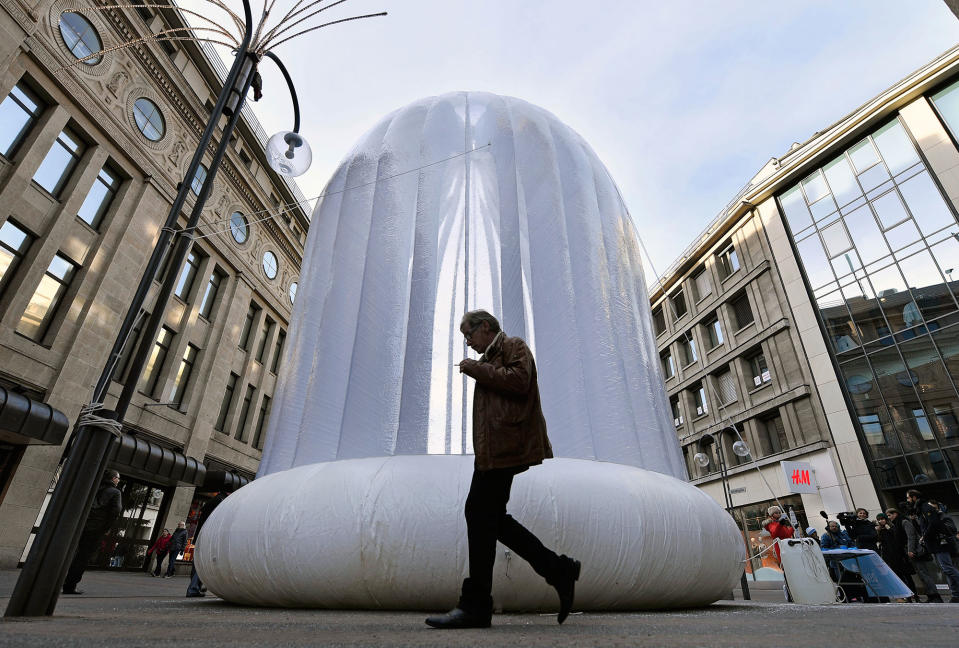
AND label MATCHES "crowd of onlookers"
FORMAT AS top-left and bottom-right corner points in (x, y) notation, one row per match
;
(764, 489), (959, 603)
